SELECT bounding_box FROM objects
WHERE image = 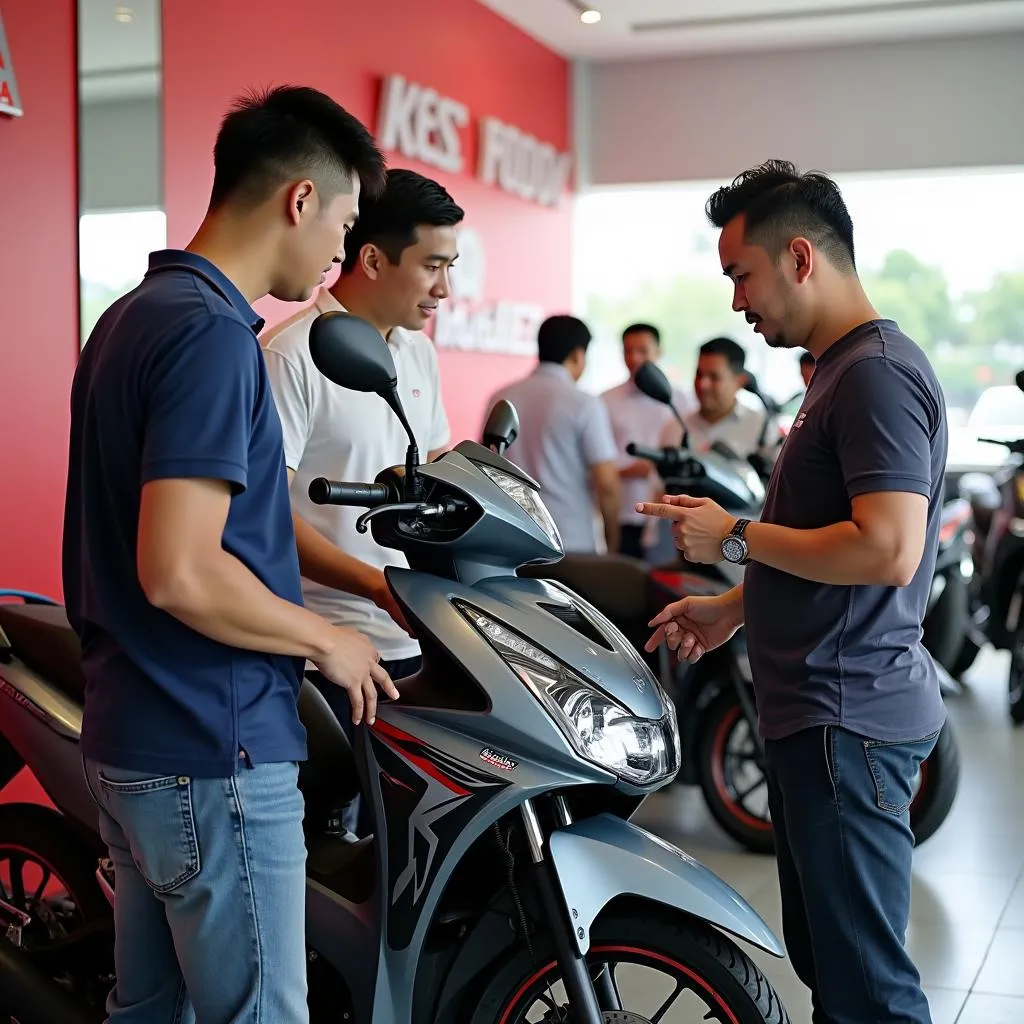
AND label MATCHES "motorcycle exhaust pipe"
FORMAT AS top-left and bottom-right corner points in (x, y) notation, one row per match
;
(0, 935), (102, 1024)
